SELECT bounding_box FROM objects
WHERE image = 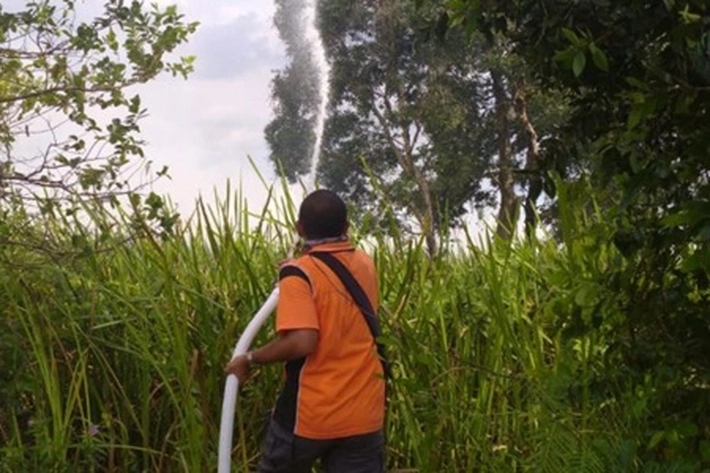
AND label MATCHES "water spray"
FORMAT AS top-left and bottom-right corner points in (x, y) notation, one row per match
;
(217, 0), (331, 471)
